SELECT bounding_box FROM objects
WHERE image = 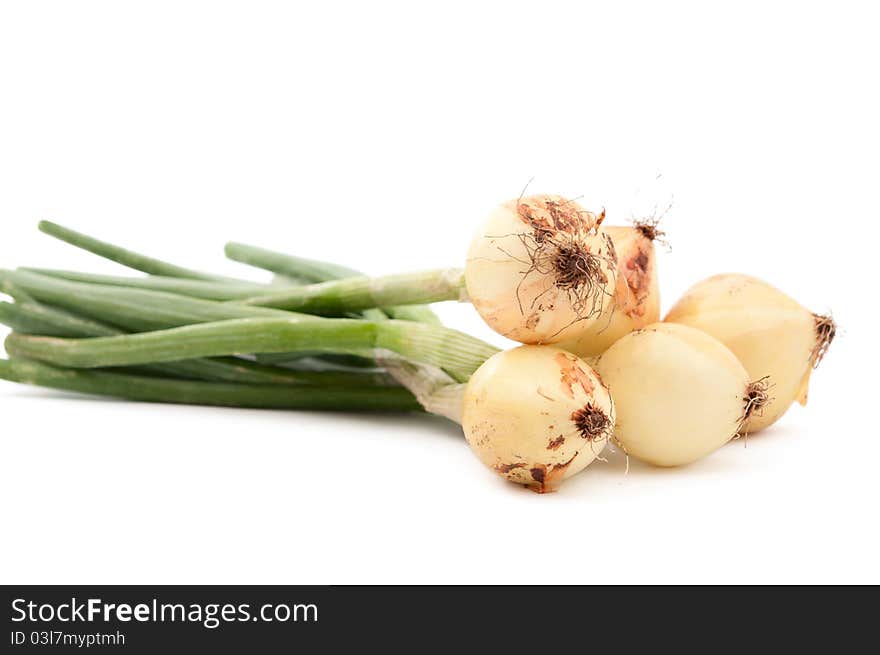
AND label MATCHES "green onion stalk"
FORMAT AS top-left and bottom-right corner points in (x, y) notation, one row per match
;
(0, 268), (487, 388)
(2, 309), (494, 419)
(231, 268), (466, 316)
(0, 358), (421, 412)
(4, 316), (497, 384)
(20, 268), (266, 300)
(0, 280), (398, 387)
(222, 241), (474, 418)
(0, 223), (499, 420)
(37, 220), (243, 283)
(33, 221), (441, 359)
(224, 242), (442, 325)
